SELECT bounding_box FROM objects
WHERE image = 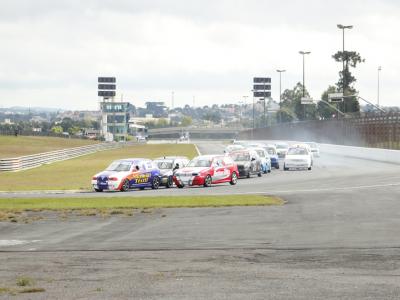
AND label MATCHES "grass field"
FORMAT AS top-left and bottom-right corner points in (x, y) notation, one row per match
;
(0, 195), (283, 211)
(0, 135), (98, 159)
(0, 144), (198, 191)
